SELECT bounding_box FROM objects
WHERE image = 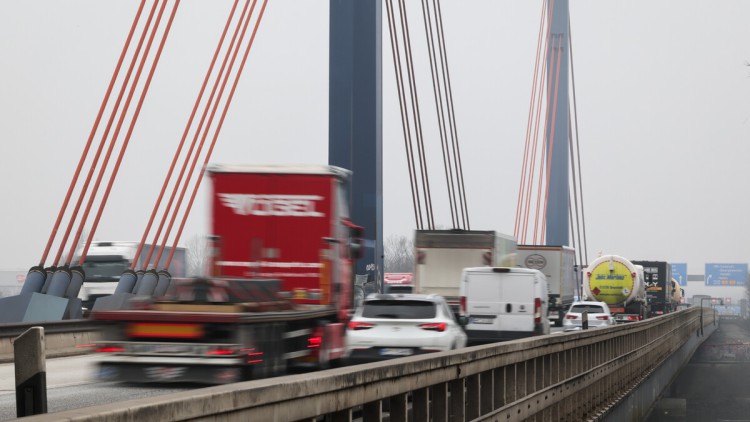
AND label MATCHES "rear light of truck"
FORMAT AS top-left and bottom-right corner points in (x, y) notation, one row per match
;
(419, 323), (447, 332)
(308, 336), (322, 349)
(96, 346), (125, 353)
(206, 348), (236, 356)
(534, 298), (542, 323)
(460, 296), (467, 314)
(243, 348), (264, 364)
(596, 315), (609, 321)
(127, 323), (203, 339)
(347, 321), (375, 330)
